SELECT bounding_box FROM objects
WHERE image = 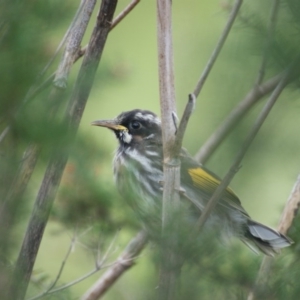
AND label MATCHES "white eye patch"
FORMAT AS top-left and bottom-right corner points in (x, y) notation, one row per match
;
(120, 130), (132, 144)
(134, 112), (161, 125)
